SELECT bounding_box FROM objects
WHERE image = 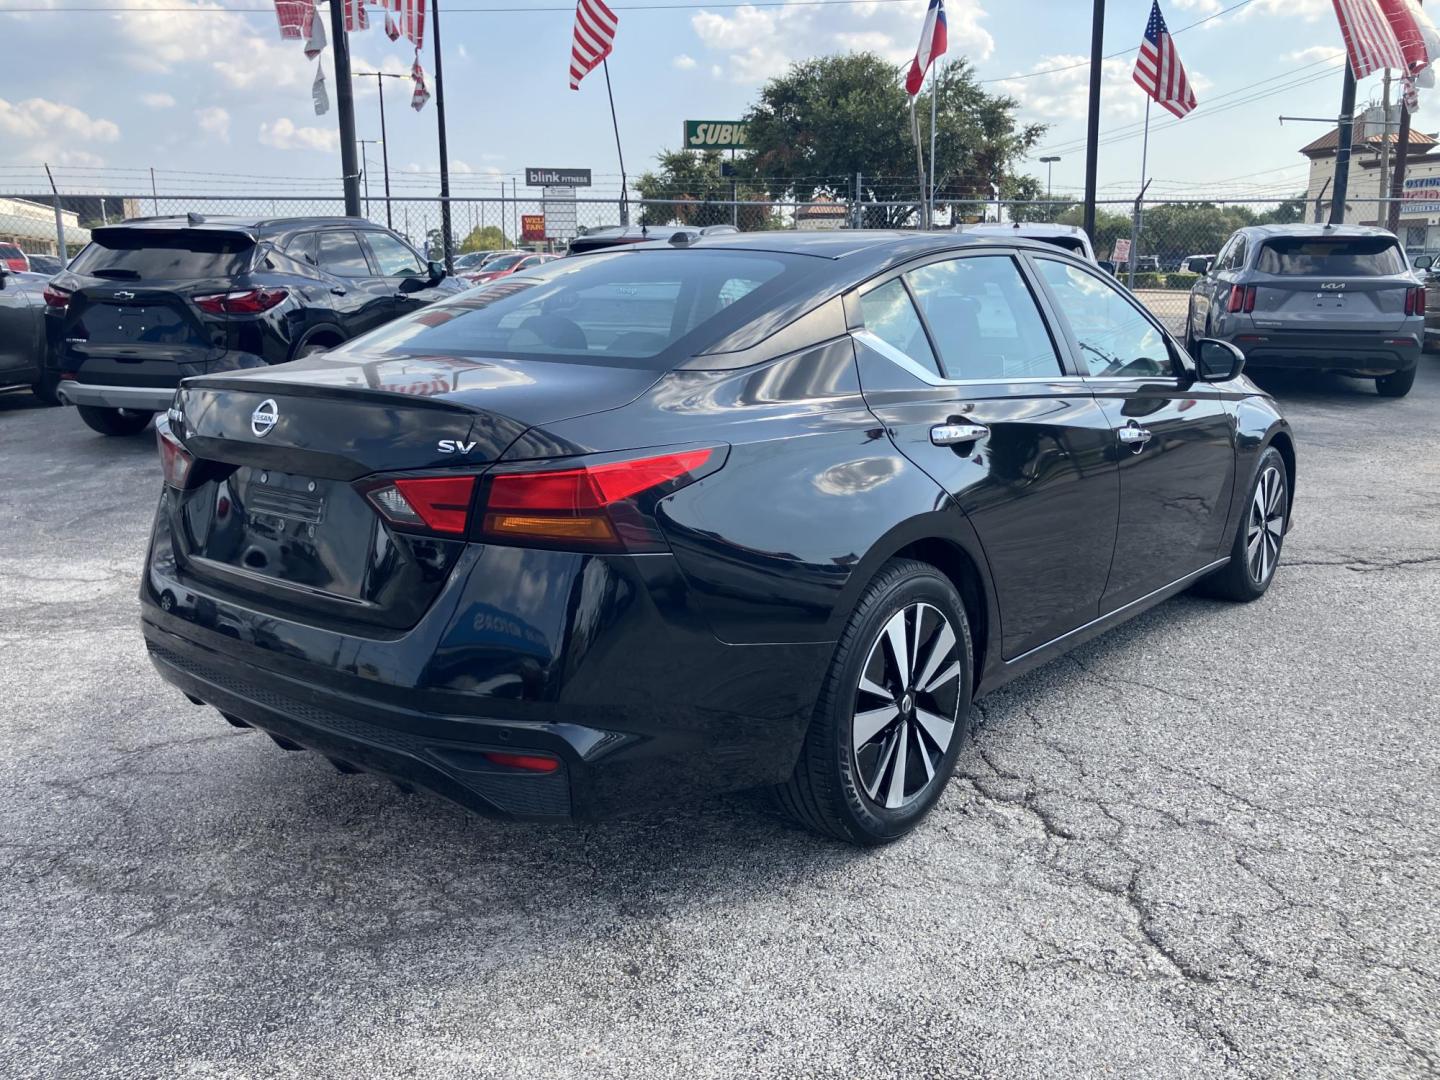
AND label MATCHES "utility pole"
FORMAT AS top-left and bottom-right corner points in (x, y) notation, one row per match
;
(431, 0), (454, 270)
(329, 0), (362, 216)
(354, 71), (405, 229)
(1378, 71), (1393, 228)
(1330, 61), (1358, 226)
(1389, 102), (1413, 233)
(1082, 0), (1105, 240)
